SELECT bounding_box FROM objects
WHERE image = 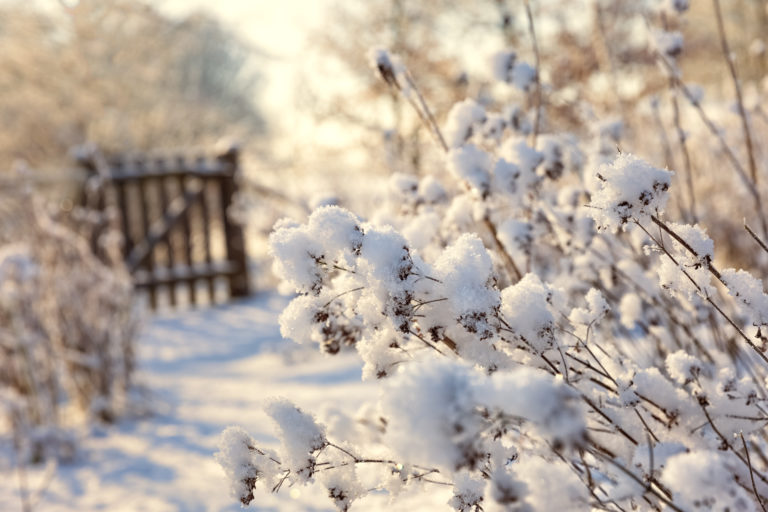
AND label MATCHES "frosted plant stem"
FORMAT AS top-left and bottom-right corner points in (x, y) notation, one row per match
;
(650, 215), (722, 282)
(649, 217), (768, 370)
(713, 0), (758, 185)
(581, 395), (638, 446)
(745, 221), (768, 256)
(408, 330), (447, 355)
(740, 432), (768, 512)
(669, 88), (696, 223)
(402, 71), (449, 153)
(638, 220), (768, 367)
(483, 217), (523, 281)
(651, 98), (675, 171)
(587, 445), (683, 512)
(659, 11), (696, 223)
(524, 0), (542, 149)
(700, 402), (768, 489)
